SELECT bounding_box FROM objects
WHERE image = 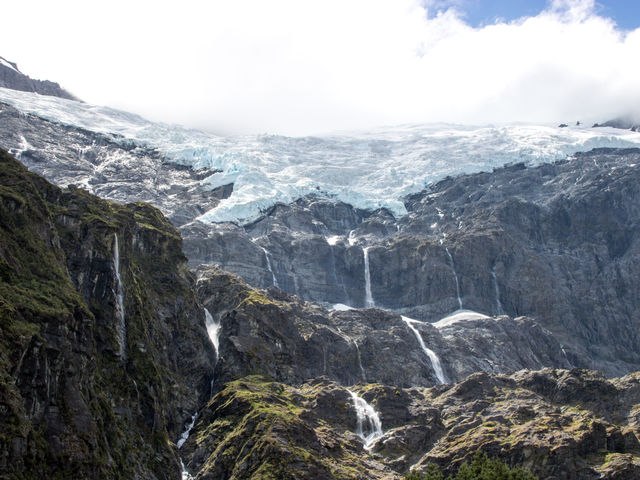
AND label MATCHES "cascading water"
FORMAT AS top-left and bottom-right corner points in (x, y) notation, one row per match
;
(354, 341), (367, 383)
(113, 234), (126, 359)
(177, 412), (197, 479)
(260, 246), (279, 288)
(204, 307), (222, 396)
(204, 308), (221, 359)
(445, 246), (463, 310)
(491, 267), (504, 315)
(402, 316), (448, 384)
(347, 390), (383, 449)
(363, 247), (375, 308)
